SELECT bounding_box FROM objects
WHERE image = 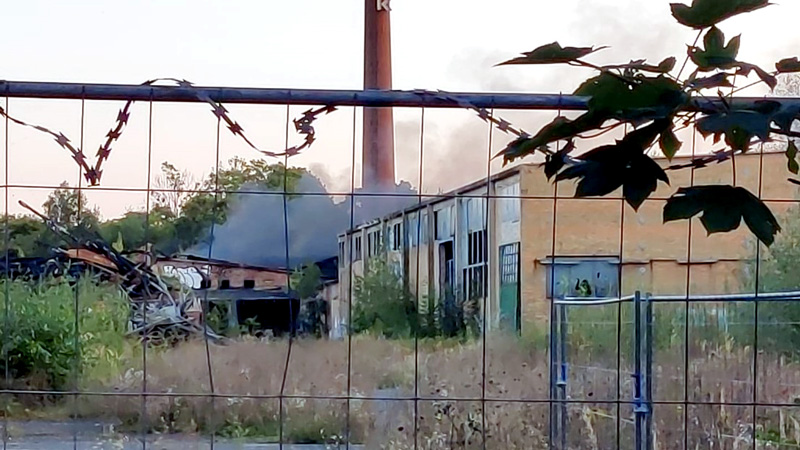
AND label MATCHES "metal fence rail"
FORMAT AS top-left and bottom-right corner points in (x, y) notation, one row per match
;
(3, 79), (800, 109)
